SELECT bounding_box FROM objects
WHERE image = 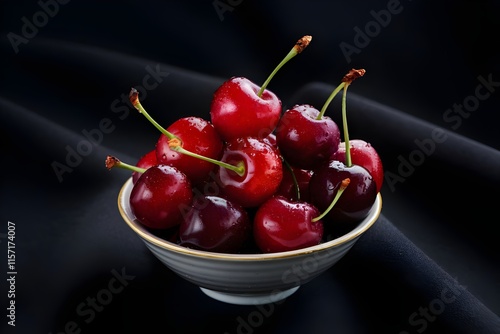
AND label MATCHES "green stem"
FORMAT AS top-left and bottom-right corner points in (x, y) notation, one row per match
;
(316, 82), (345, 120)
(258, 48), (297, 97)
(129, 88), (176, 140)
(311, 178), (350, 222)
(283, 158), (300, 201)
(172, 146), (245, 177)
(105, 155), (146, 174)
(341, 83), (352, 167)
(257, 35), (312, 97)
